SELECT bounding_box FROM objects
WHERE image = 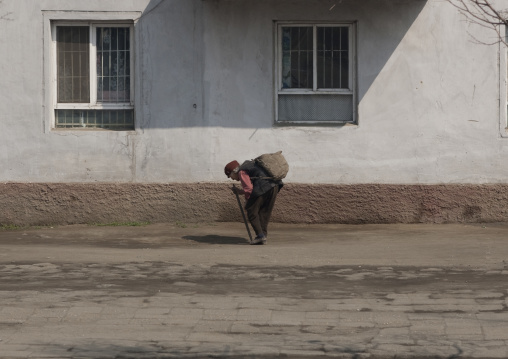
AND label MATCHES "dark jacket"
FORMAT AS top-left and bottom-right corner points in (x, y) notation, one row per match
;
(239, 161), (283, 200)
